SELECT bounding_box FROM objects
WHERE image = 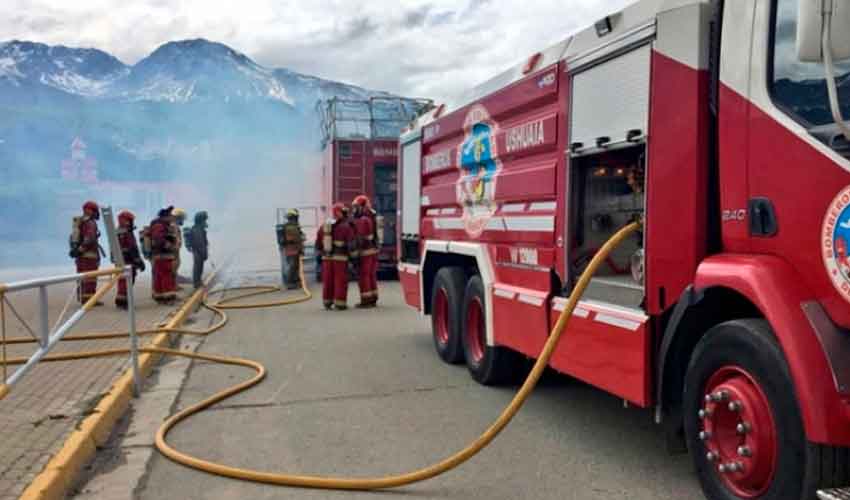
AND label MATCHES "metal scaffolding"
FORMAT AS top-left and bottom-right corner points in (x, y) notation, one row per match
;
(317, 97), (433, 148)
